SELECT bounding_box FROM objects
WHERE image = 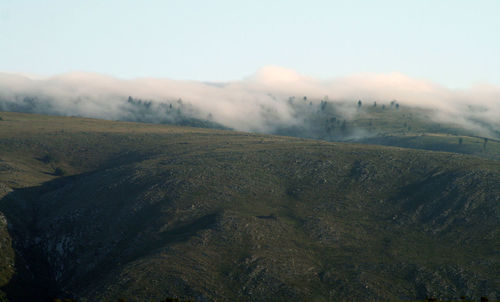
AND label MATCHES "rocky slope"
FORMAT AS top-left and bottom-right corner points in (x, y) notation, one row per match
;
(0, 111), (499, 301)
